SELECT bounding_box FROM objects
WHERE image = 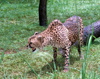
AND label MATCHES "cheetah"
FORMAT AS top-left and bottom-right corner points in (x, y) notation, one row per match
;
(27, 15), (84, 72)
